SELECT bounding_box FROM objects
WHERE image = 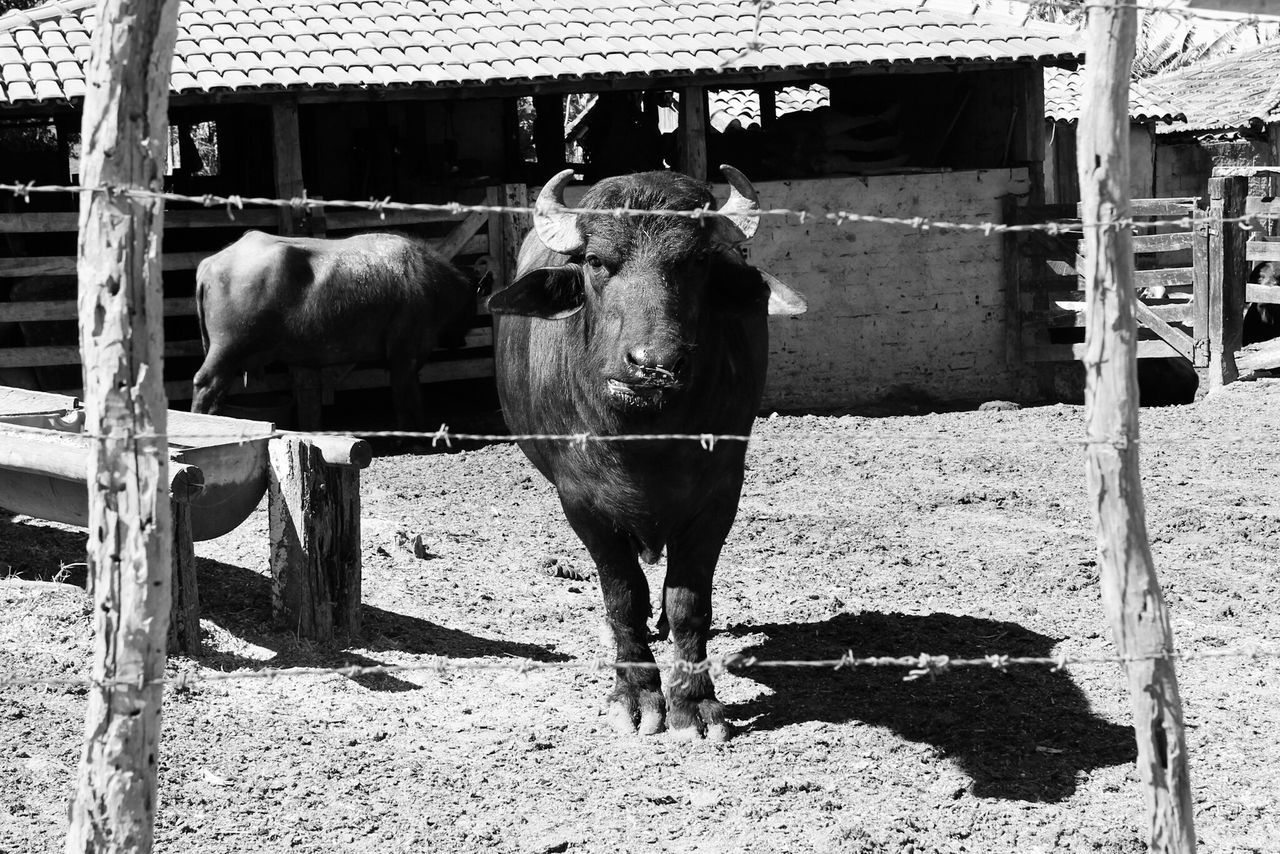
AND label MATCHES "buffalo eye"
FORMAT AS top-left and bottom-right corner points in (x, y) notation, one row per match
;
(585, 254), (604, 270)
